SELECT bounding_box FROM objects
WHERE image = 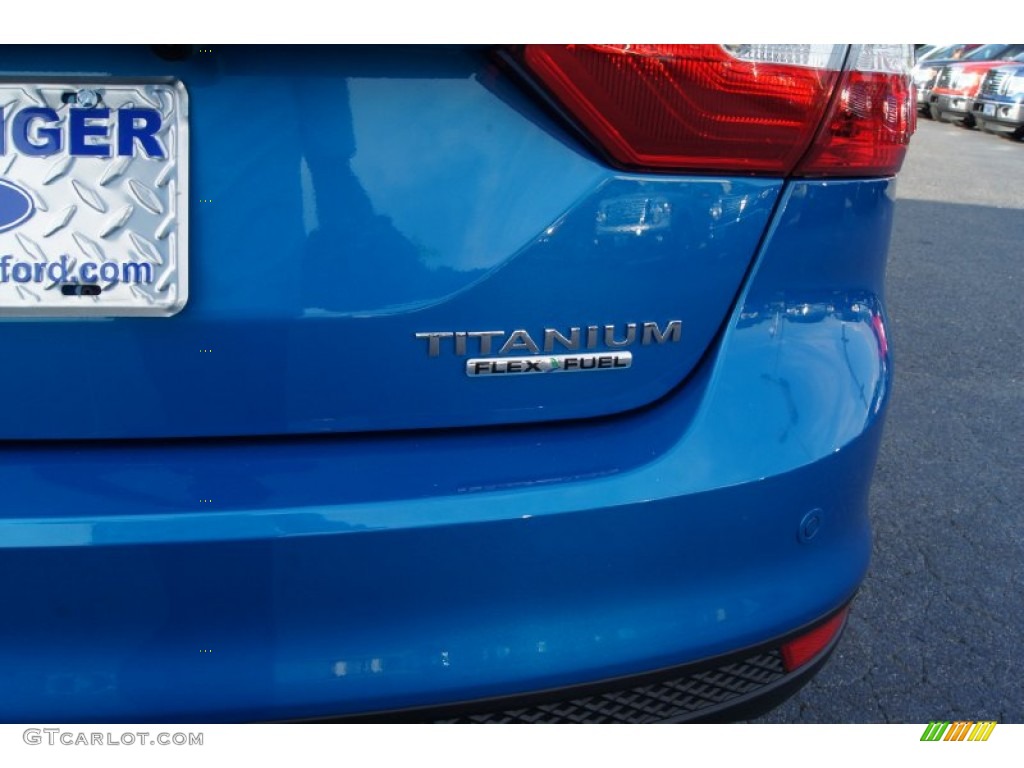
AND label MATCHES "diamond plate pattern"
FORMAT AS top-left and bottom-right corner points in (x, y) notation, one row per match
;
(437, 651), (787, 724)
(0, 81), (188, 316)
